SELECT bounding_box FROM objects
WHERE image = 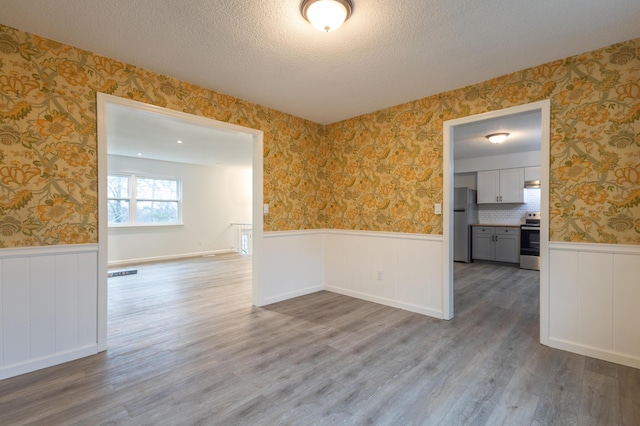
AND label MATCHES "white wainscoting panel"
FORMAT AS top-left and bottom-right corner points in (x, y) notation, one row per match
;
(325, 230), (444, 318)
(549, 249), (579, 342)
(577, 252), (613, 350)
(260, 231), (325, 306)
(0, 244), (98, 380)
(549, 242), (640, 369)
(613, 254), (640, 358)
